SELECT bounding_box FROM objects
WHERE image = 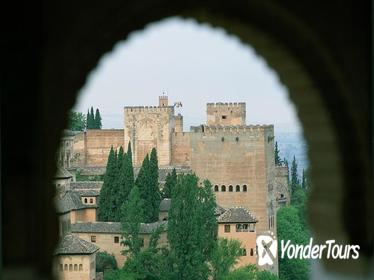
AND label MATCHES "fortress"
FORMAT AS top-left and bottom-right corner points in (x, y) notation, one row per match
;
(57, 95), (289, 273)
